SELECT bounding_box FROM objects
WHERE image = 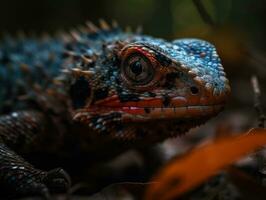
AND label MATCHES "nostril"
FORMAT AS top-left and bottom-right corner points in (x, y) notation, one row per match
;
(190, 86), (199, 95)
